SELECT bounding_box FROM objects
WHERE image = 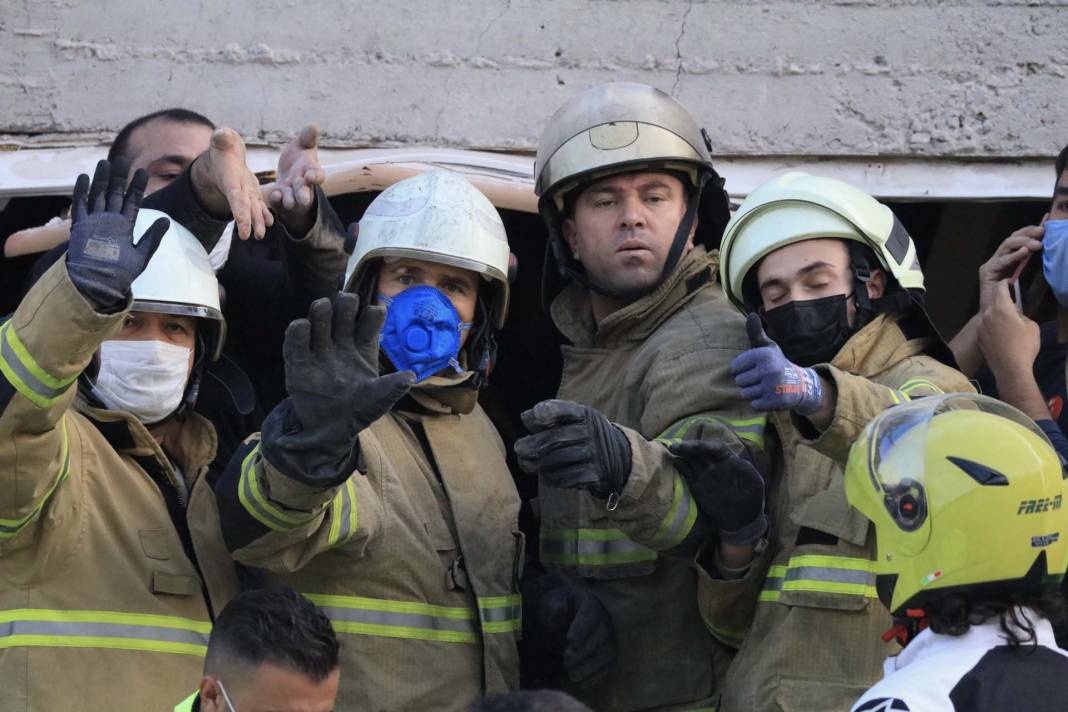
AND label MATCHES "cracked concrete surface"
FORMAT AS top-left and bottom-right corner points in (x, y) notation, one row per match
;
(1, 0), (1066, 158)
